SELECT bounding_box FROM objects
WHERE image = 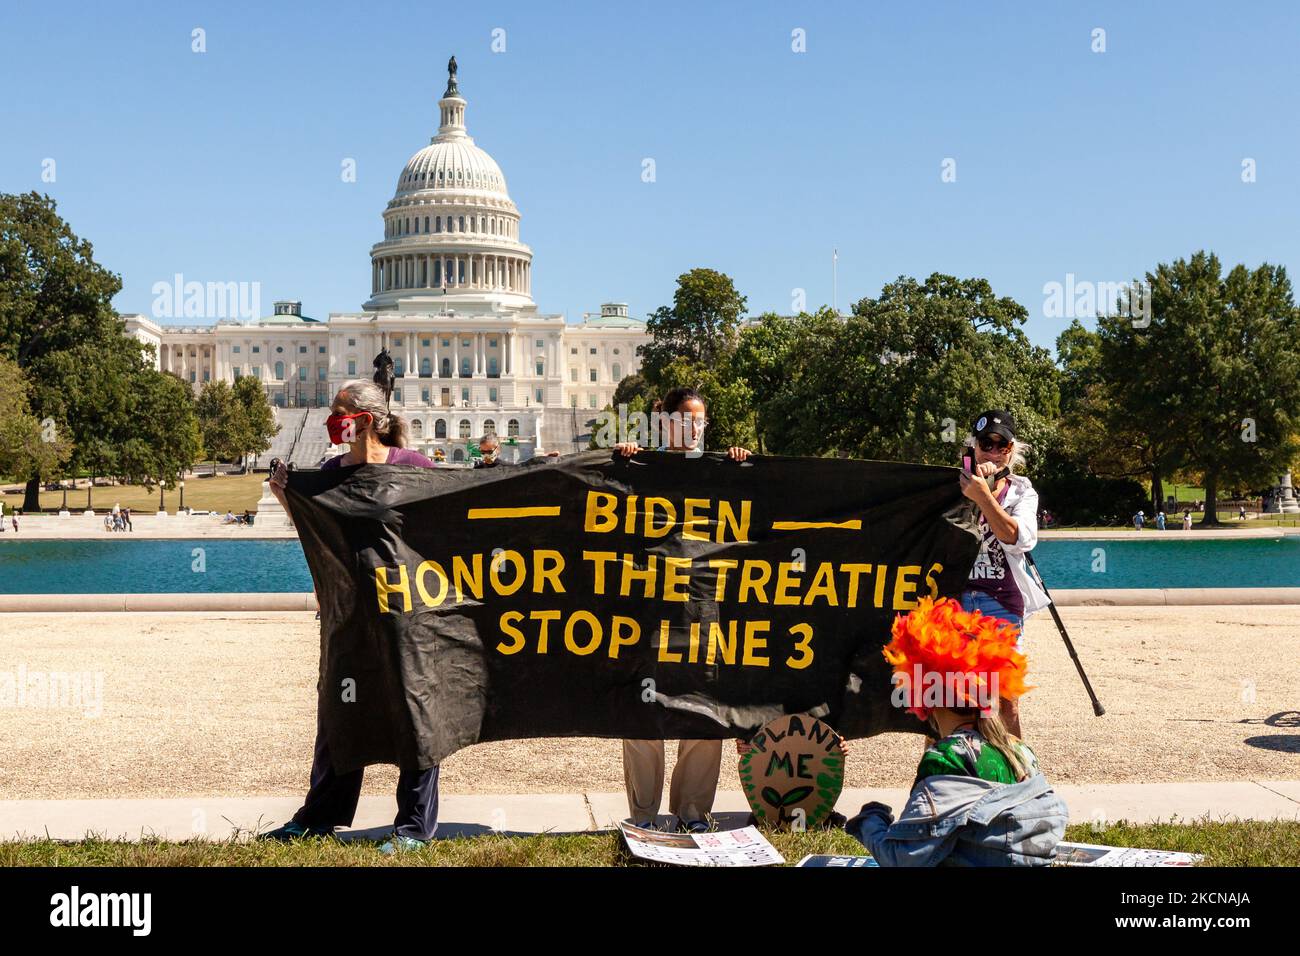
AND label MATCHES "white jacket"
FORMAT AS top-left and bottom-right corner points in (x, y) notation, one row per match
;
(986, 473), (1051, 617)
